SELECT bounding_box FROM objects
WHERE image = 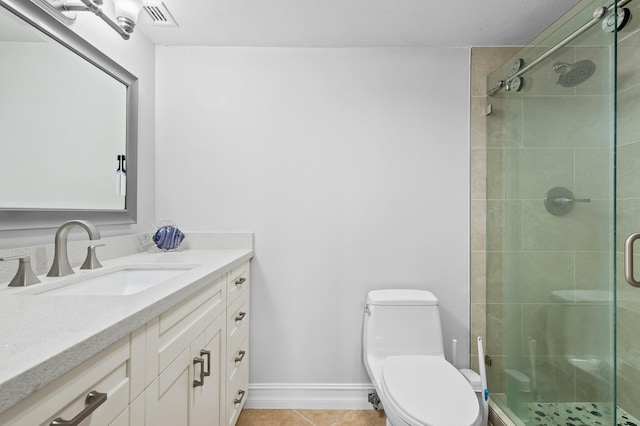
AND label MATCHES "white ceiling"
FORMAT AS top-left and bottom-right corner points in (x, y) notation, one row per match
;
(137, 0), (582, 47)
